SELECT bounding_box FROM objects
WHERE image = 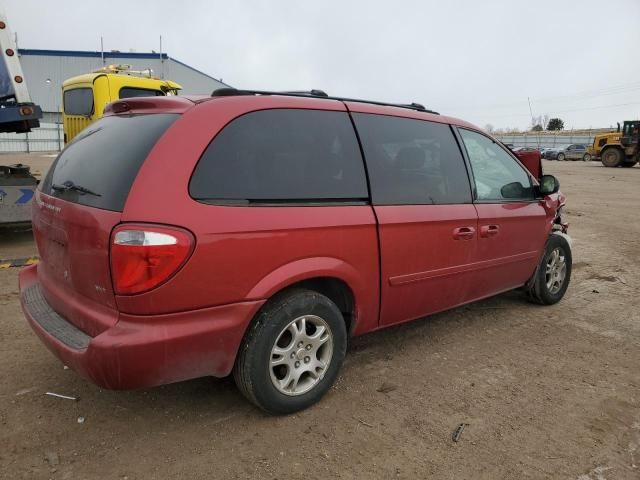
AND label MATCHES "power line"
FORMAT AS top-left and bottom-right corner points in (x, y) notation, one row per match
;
(440, 81), (640, 112)
(461, 101), (640, 120)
